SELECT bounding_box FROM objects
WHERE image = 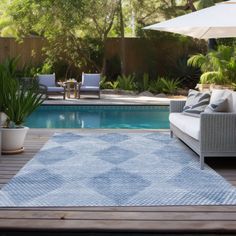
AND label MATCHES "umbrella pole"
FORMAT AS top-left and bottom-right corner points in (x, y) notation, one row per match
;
(208, 38), (217, 51)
